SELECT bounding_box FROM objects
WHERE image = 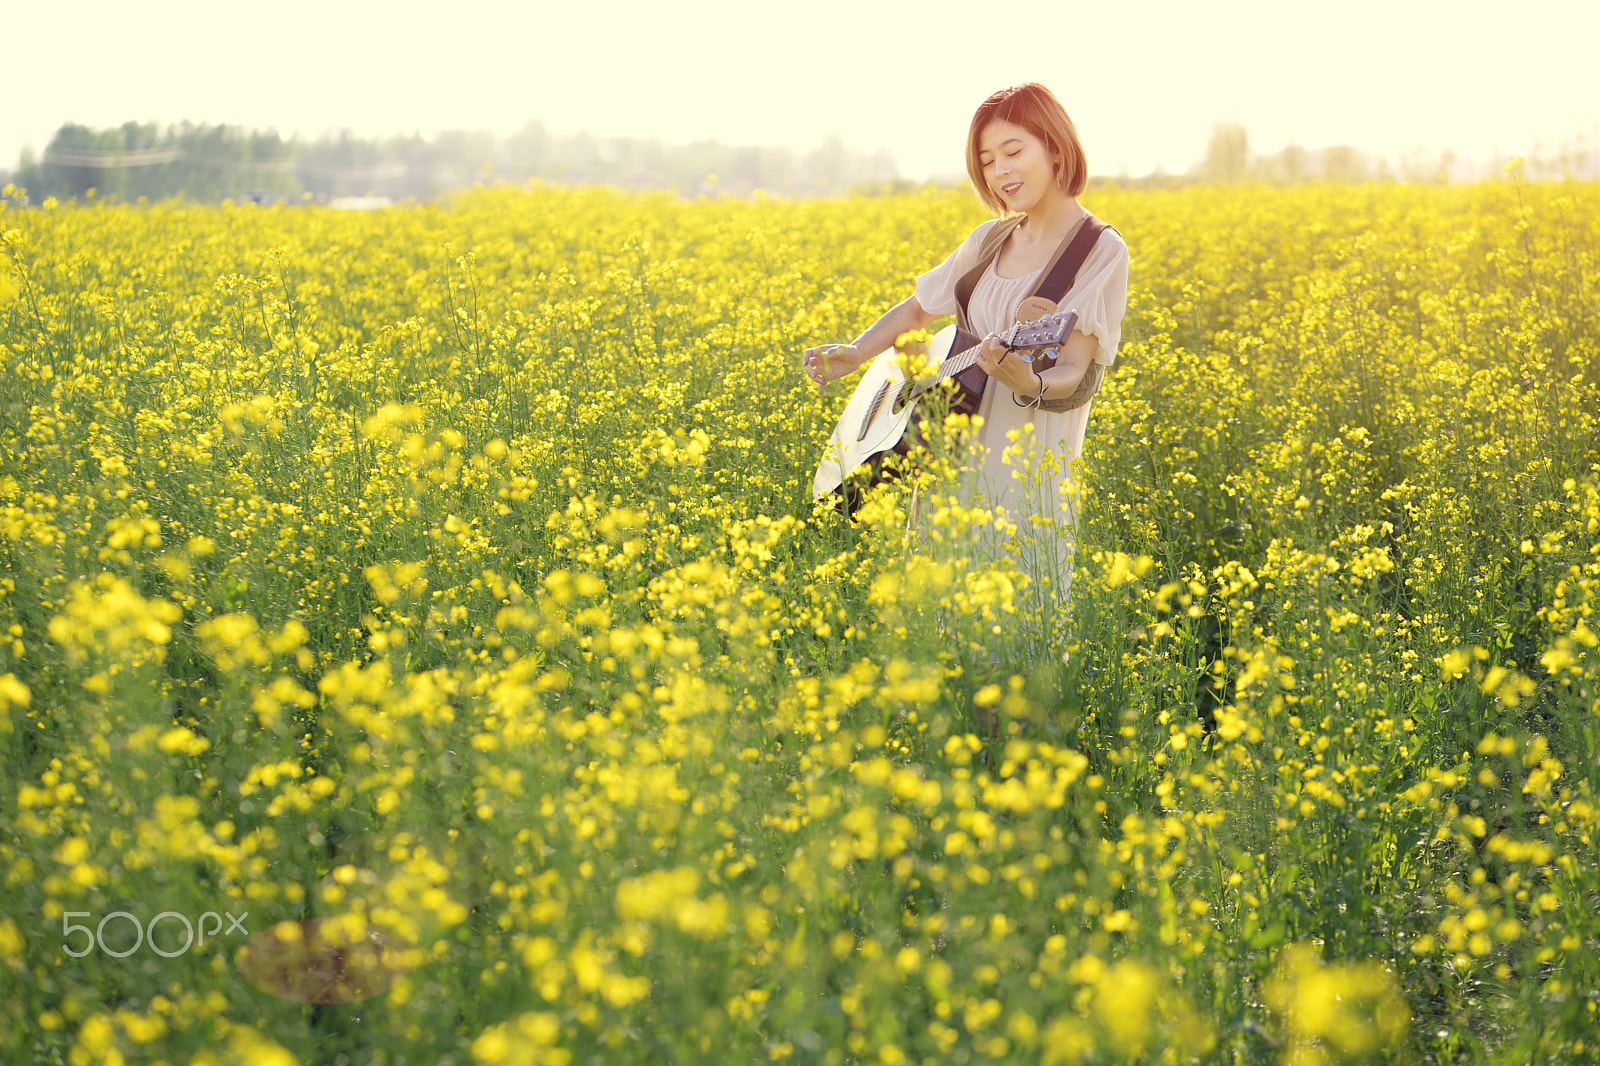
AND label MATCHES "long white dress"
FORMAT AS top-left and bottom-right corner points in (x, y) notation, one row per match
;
(912, 215), (1130, 624)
